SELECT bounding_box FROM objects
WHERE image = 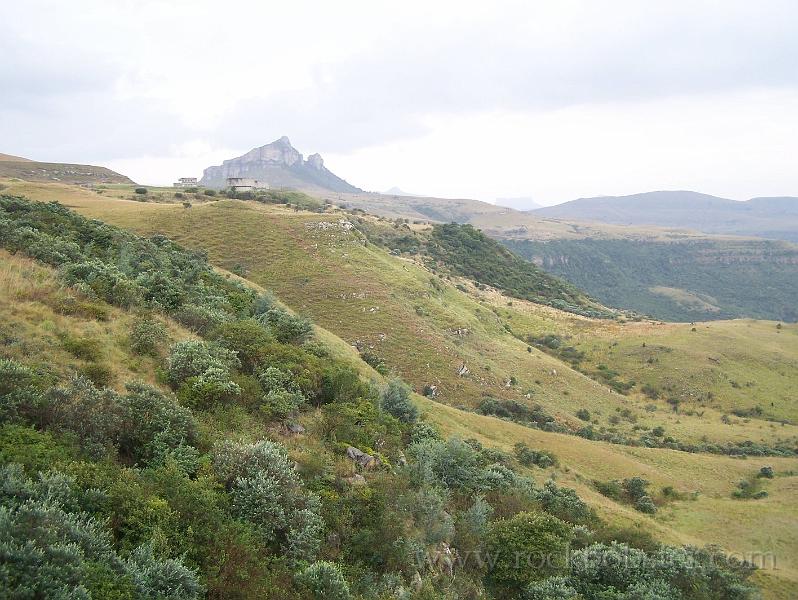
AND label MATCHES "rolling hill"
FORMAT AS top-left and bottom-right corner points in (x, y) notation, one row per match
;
(4, 179), (798, 597)
(533, 191), (798, 242)
(0, 152), (33, 162)
(0, 158), (133, 184)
